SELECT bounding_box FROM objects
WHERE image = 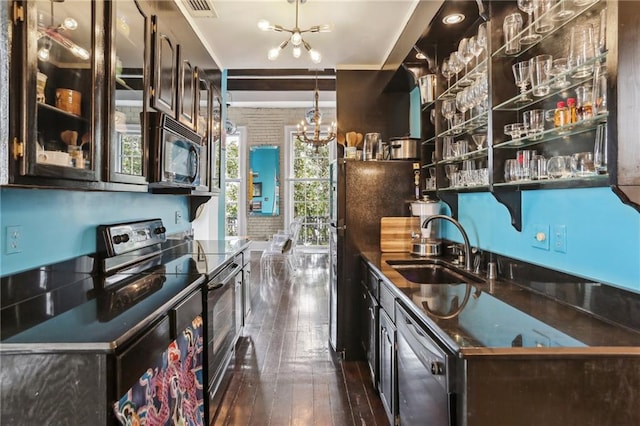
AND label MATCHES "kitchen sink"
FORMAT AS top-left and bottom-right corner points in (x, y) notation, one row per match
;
(386, 259), (484, 284)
